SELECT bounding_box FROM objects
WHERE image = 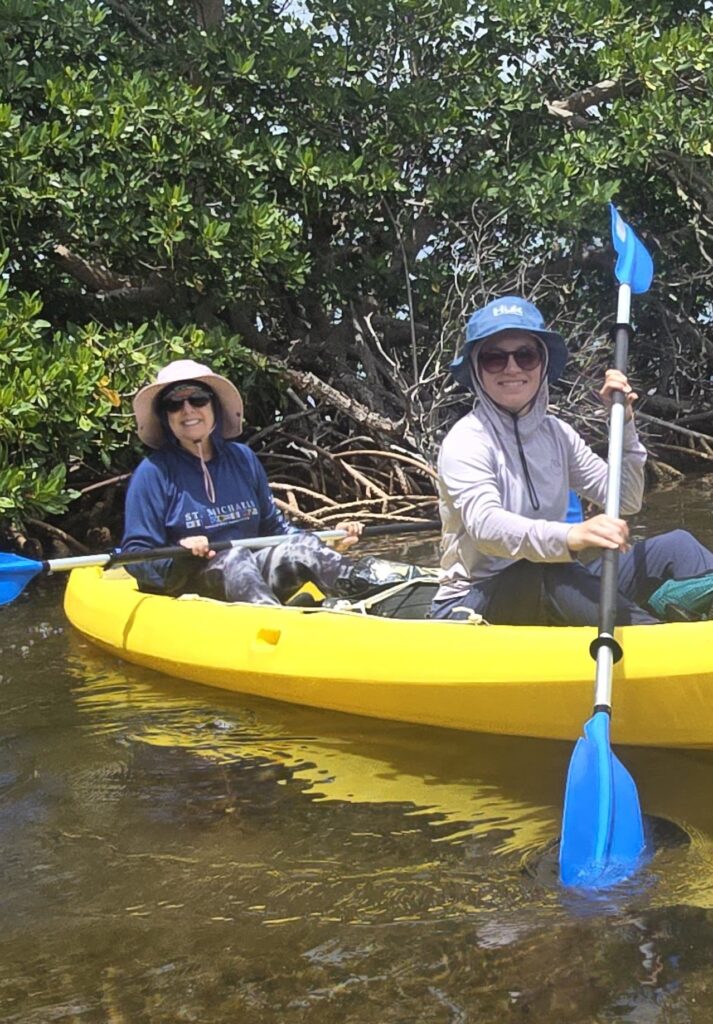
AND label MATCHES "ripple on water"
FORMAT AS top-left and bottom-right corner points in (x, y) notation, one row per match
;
(522, 816), (693, 914)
